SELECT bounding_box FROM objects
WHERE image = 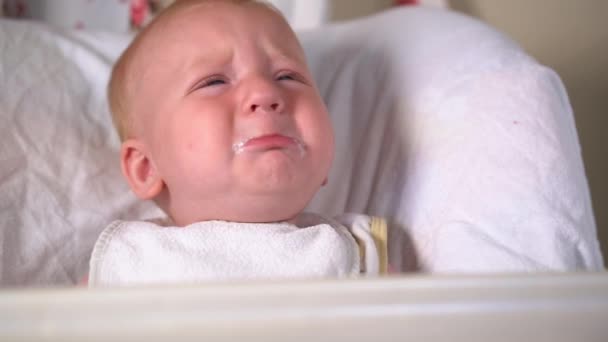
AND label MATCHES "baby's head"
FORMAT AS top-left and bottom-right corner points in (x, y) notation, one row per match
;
(108, 0), (334, 226)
